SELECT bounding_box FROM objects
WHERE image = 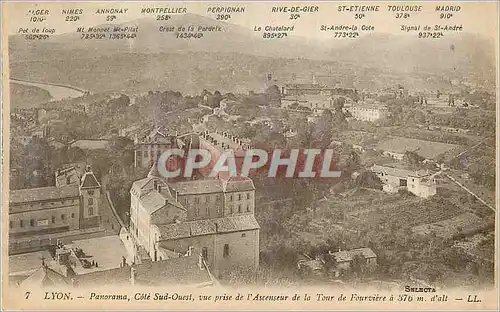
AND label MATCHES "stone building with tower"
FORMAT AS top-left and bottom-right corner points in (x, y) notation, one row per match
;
(129, 131), (260, 279)
(8, 166), (112, 255)
(133, 127), (183, 168)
